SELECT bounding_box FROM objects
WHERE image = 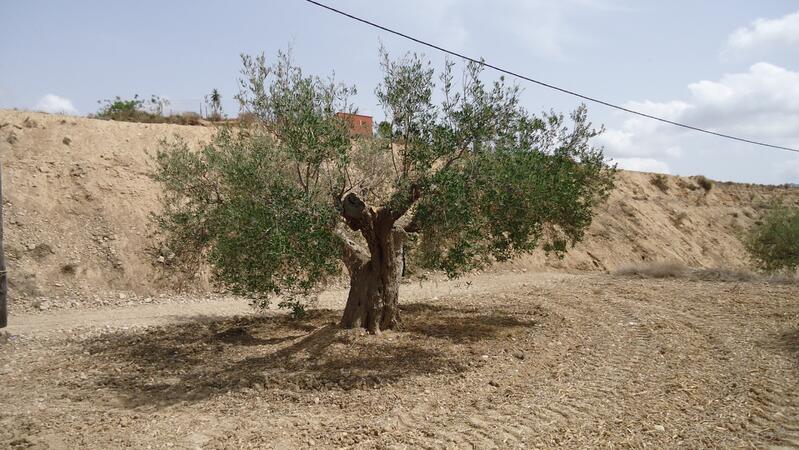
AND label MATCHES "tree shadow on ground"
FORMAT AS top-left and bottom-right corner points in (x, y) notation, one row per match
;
(79, 303), (545, 410)
(400, 302), (545, 343)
